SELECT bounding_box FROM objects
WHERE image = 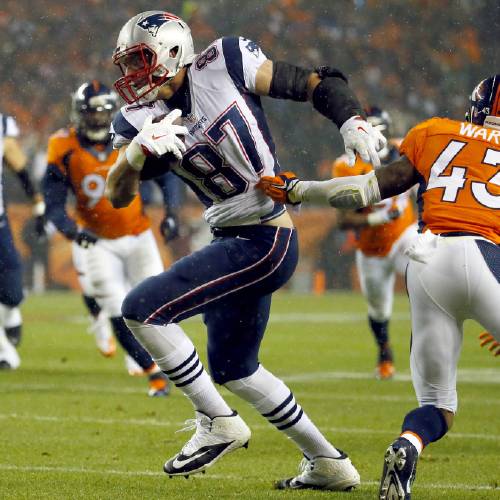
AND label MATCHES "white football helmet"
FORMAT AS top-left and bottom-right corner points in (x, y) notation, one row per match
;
(113, 11), (195, 104)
